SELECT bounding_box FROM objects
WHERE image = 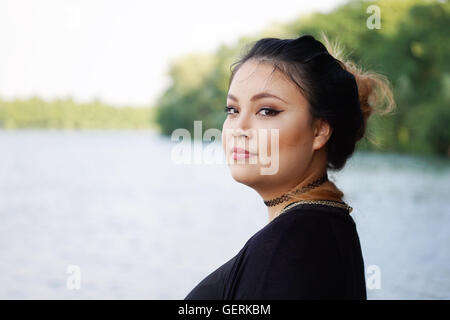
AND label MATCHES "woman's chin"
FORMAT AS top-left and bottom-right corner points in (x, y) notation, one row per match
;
(229, 166), (262, 186)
